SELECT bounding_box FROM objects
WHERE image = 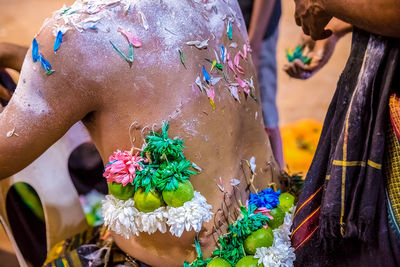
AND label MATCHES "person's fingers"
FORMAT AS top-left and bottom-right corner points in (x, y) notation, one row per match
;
(311, 29), (332, 41)
(299, 72), (312, 80)
(295, 14), (301, 26)
(283, 64), (298, 78)
(302, 24), (310, 36)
